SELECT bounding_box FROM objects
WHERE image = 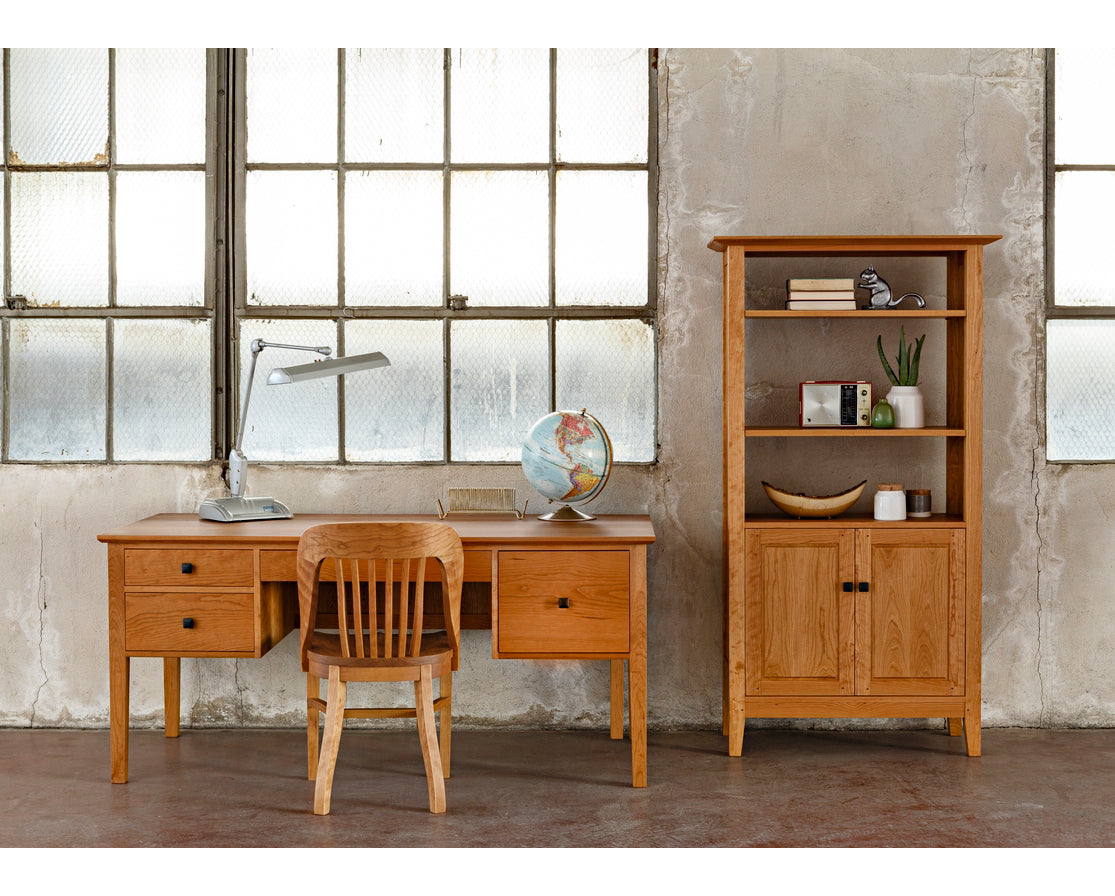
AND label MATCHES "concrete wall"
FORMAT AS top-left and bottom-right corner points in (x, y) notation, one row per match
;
(4, 48), (1108, 734)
